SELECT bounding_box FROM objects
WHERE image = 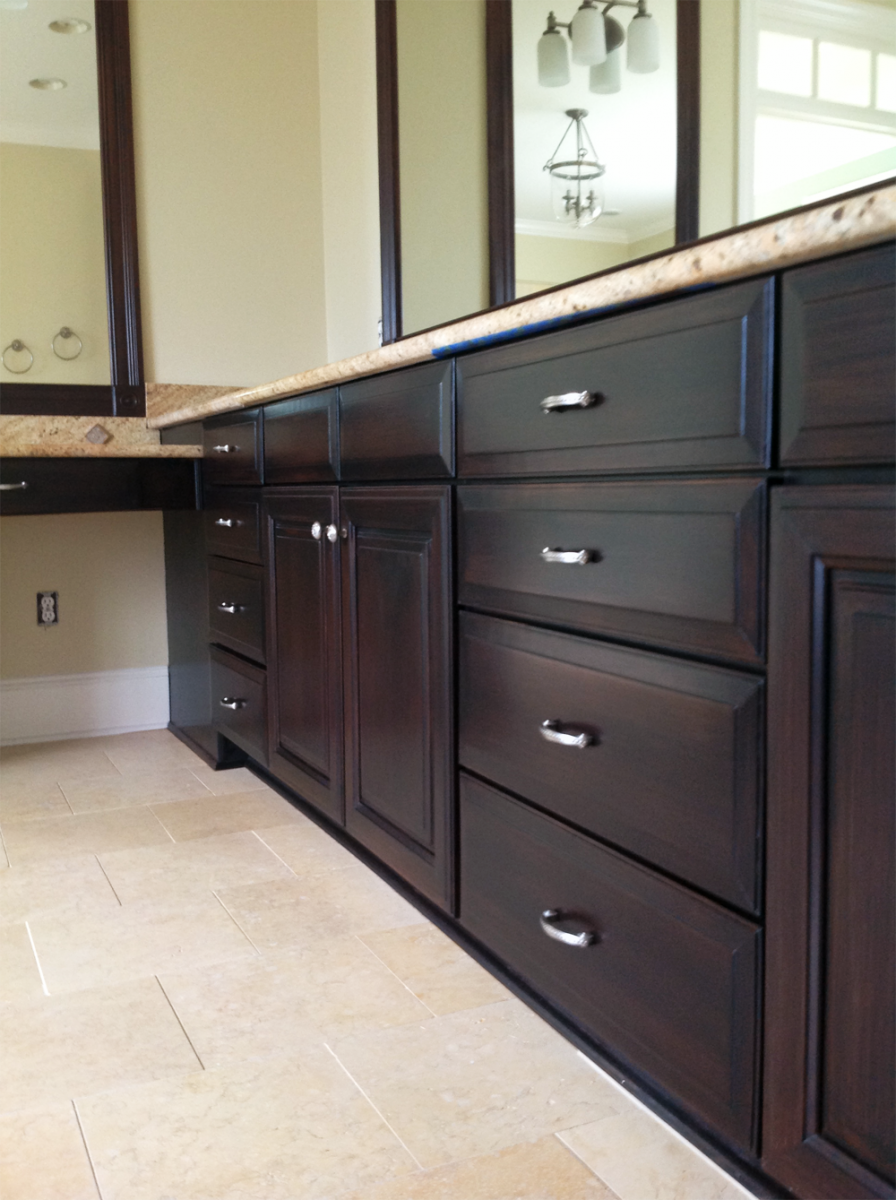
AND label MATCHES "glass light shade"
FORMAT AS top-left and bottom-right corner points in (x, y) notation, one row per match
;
(626, 12), (660, 73)
(538, 29), (571, 87)
(589, 48), (621, 93)
(570, 5), (606, 66)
